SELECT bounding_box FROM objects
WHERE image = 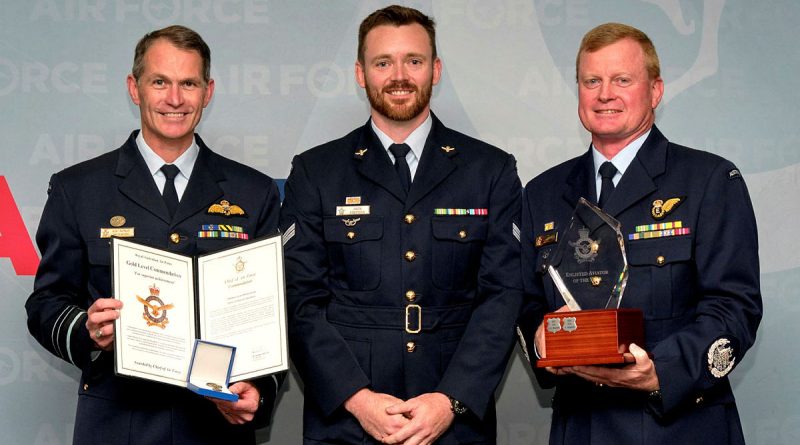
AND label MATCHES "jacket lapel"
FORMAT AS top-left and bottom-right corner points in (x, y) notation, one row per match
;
(354, 120), (408, 202)
(115, 132), (225, 226)
(172, 135), (224, 225)
(602, 127), (668, 217)
(405, 115), (457, 209)
(116, 132), (172, 224)
(562, 149), (595, 209)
